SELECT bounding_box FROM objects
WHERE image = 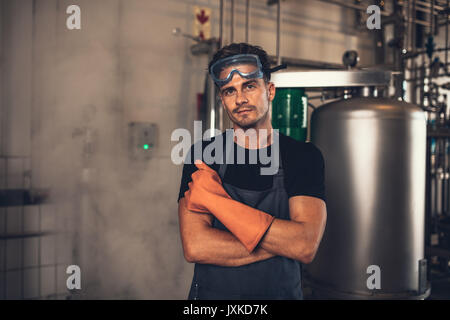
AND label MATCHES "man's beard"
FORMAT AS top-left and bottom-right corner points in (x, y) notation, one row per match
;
(227, 106), (269, 130)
